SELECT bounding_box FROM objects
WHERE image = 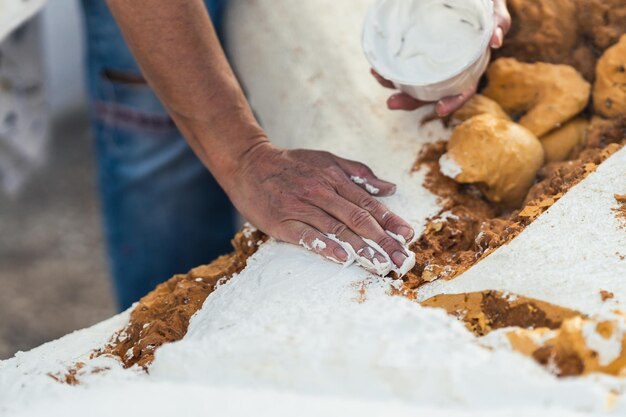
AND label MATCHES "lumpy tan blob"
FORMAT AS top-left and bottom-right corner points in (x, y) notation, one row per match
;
(452, 94), (510, 123)
(540, 118), (588, 162)
(483, 58), (591, 137)
(442, 114), (545, 208)
(594, 34), (626, 119)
